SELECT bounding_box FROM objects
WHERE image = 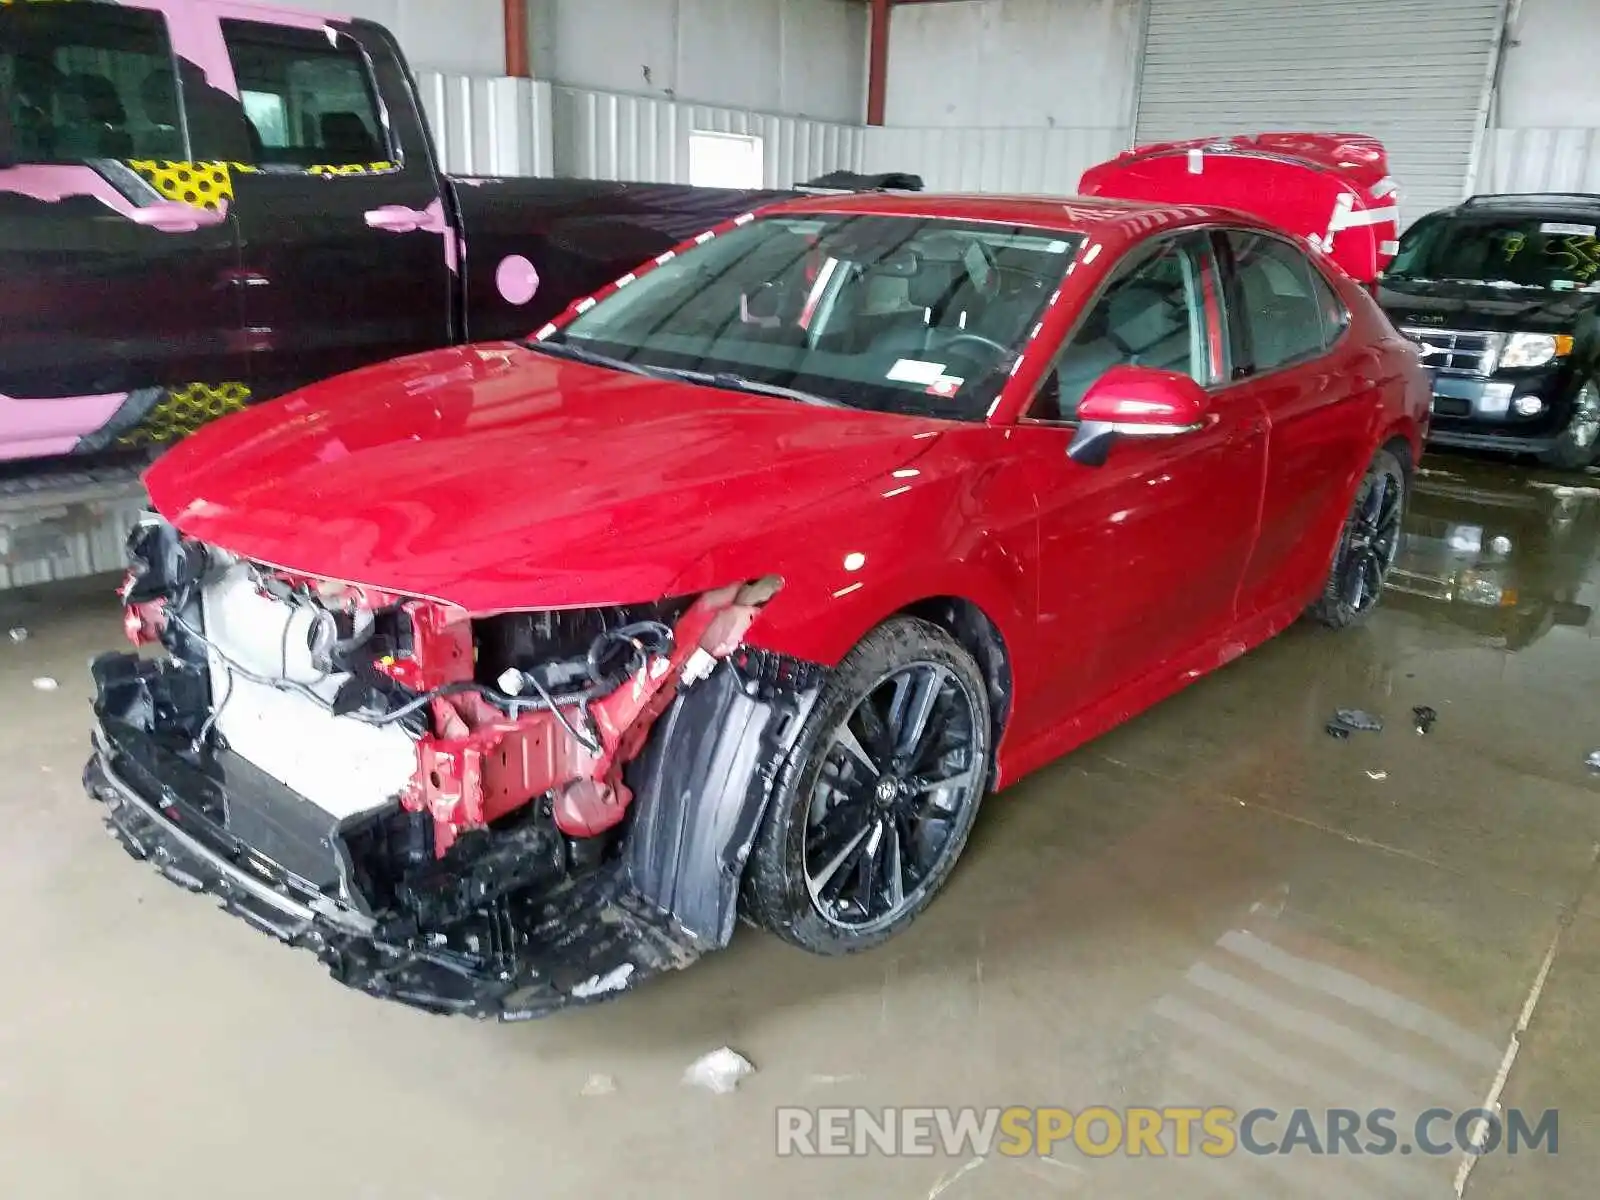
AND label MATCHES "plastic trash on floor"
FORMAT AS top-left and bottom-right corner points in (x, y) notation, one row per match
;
(1332, 708), (1384, 732)
(682, 1047), (755, 1094)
